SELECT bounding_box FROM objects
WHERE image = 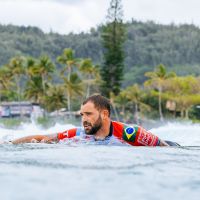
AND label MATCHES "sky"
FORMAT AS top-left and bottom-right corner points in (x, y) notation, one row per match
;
(0, 0), (199, 34)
